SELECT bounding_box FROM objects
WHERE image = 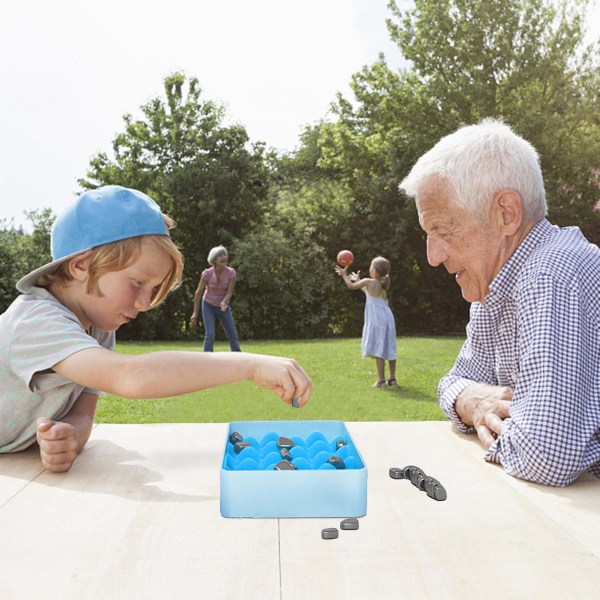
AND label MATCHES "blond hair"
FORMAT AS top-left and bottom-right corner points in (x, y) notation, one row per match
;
(39, 220), (183, 308)
(371, 256), (391, 291)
